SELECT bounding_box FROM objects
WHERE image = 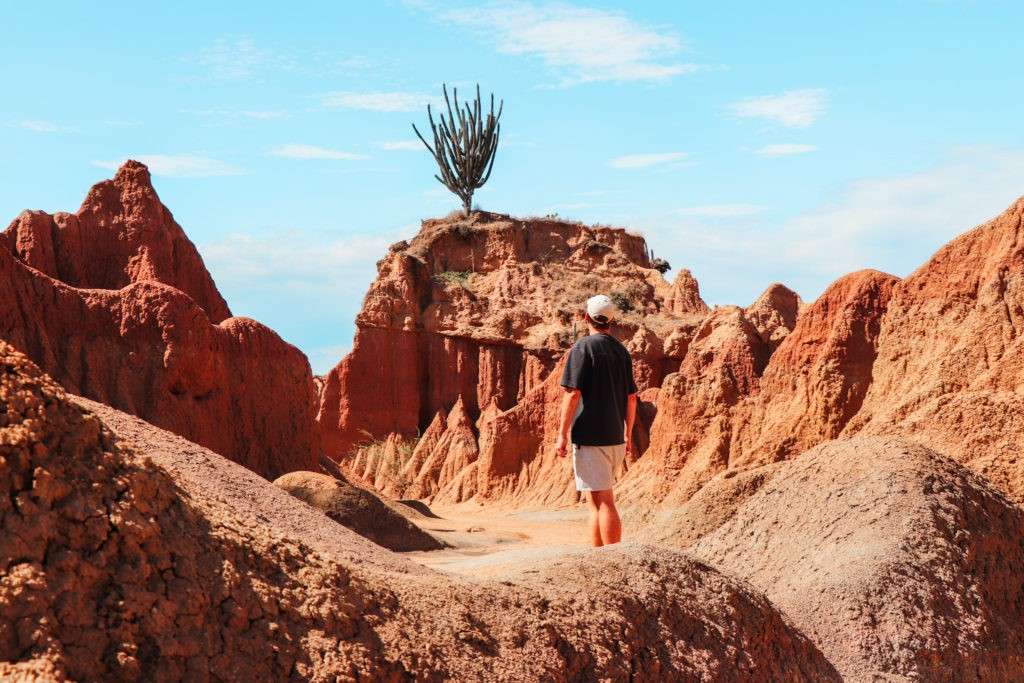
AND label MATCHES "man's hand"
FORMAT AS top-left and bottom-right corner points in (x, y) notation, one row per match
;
(624, 438), (632, 457)
(556, 388), (580, 459)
